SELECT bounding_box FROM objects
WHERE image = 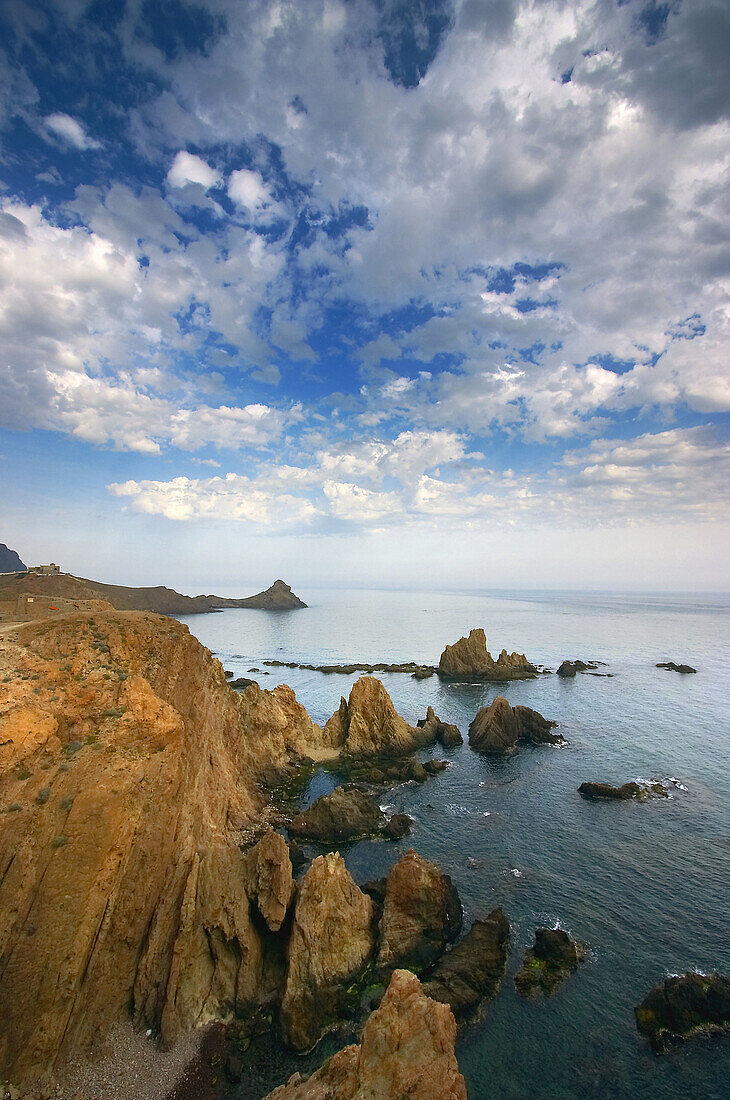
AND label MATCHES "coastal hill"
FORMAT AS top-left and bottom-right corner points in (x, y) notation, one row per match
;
(0, 543), (26, 573)
(0, 571), (306, 618)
